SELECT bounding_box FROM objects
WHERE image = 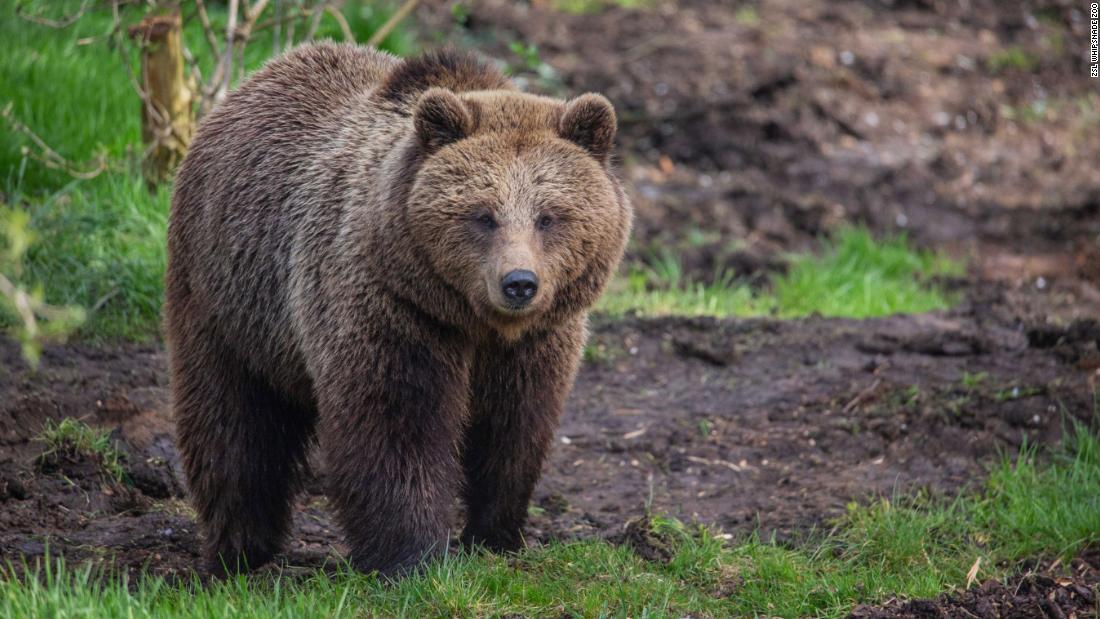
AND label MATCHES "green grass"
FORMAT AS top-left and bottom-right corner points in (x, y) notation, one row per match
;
(551, 0), (654, 15)
(1, 0), (413, 341)
(598, 228), (962, 319)
(36, 418), (128, 484)
(772, 227), (961, 318)
(986, 46), (1041, 73)
(597, 264), (763, 317)
(3, 424), (1097, 618)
